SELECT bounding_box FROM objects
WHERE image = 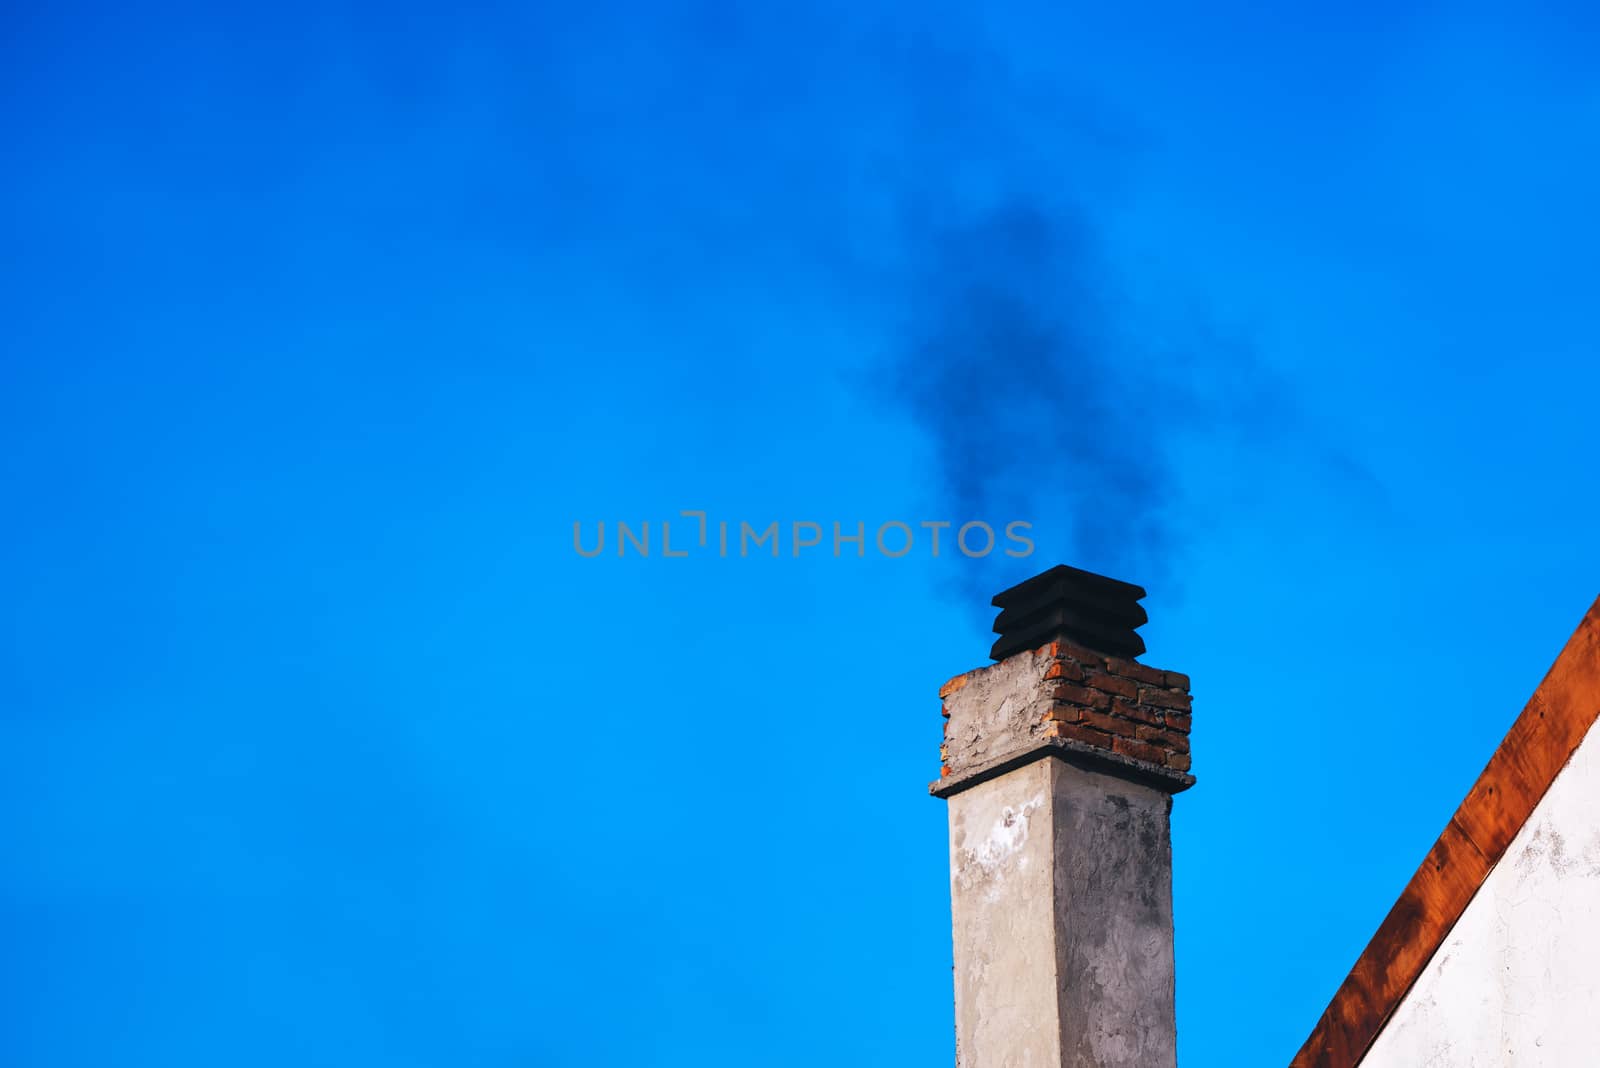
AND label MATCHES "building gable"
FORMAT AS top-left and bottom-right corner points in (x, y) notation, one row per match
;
(1292, 596), (1600, 1067)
